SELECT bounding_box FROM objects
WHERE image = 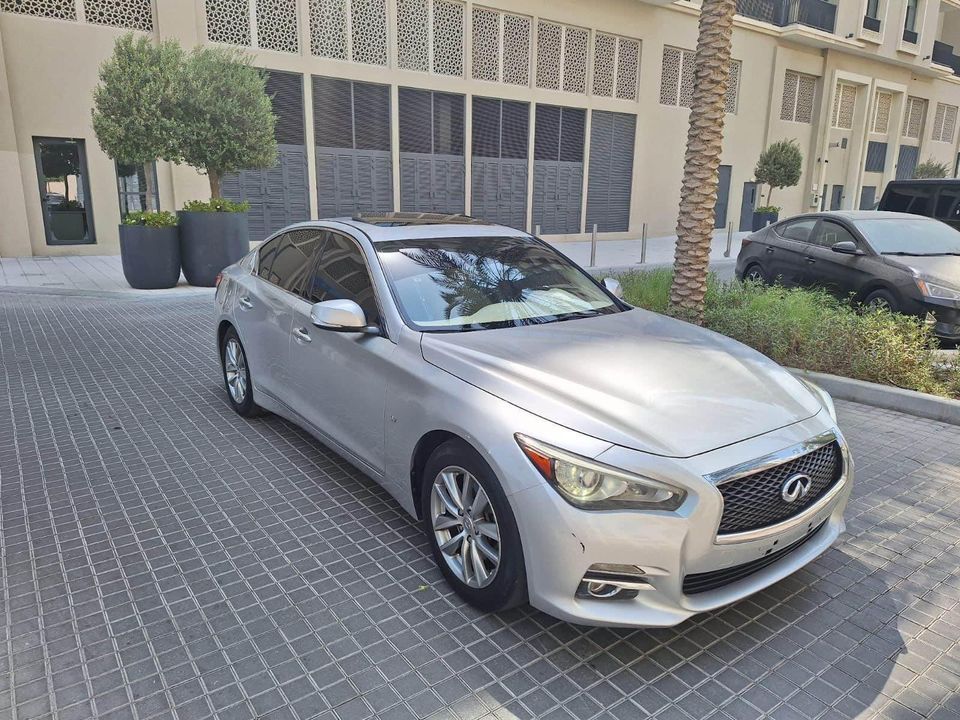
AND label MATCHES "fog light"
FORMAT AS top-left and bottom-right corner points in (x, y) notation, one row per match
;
(576, 564), (650, 600)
